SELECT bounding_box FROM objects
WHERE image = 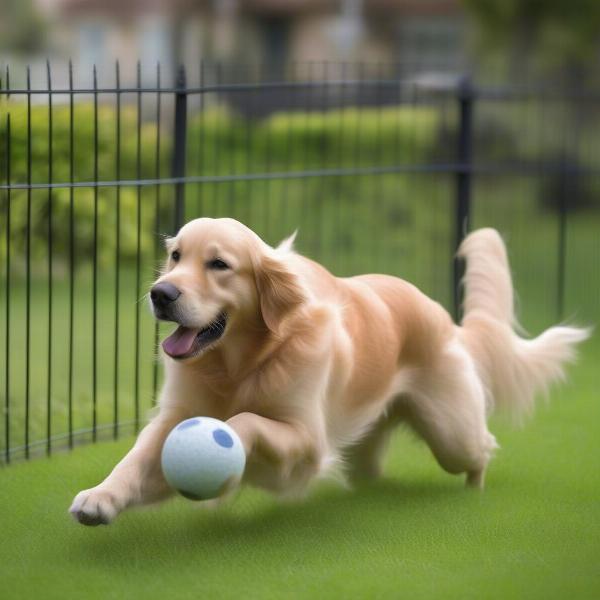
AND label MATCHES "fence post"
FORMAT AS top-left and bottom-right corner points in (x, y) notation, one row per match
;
(453, 76), (474, 321)
(172, 65), (187, 232)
